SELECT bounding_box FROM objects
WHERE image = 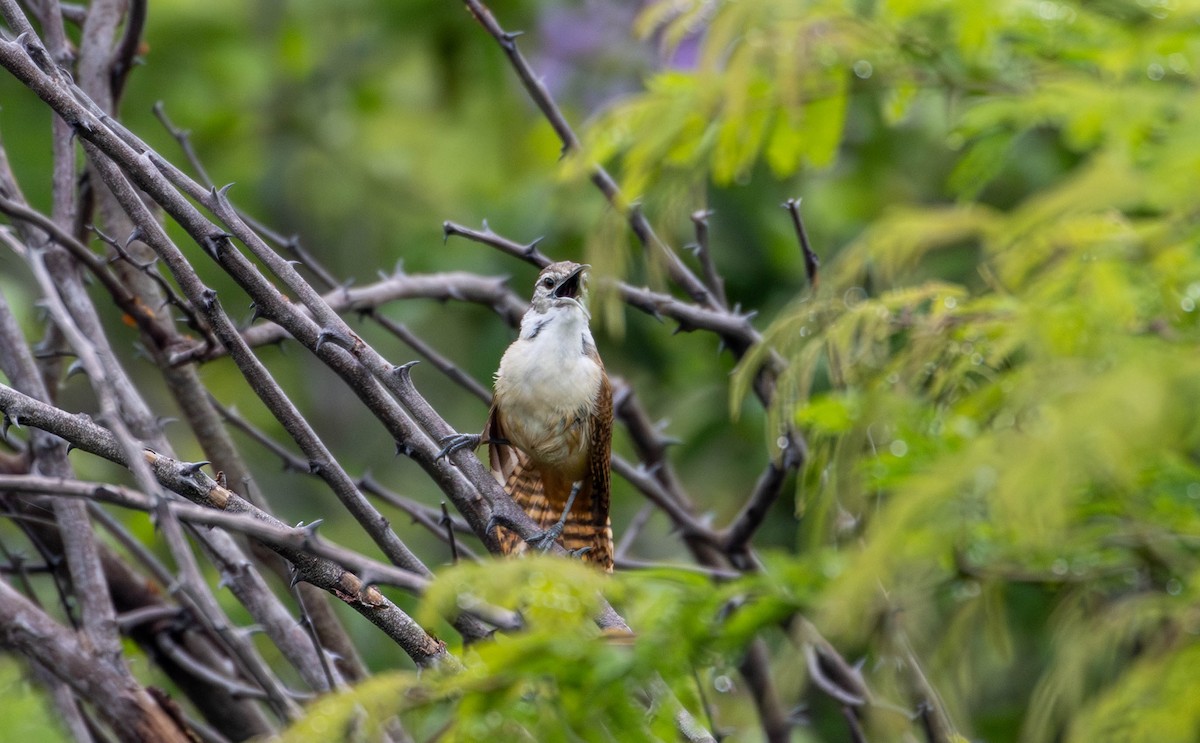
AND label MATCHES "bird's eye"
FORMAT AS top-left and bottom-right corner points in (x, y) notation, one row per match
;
(540, 277), (554, 288)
